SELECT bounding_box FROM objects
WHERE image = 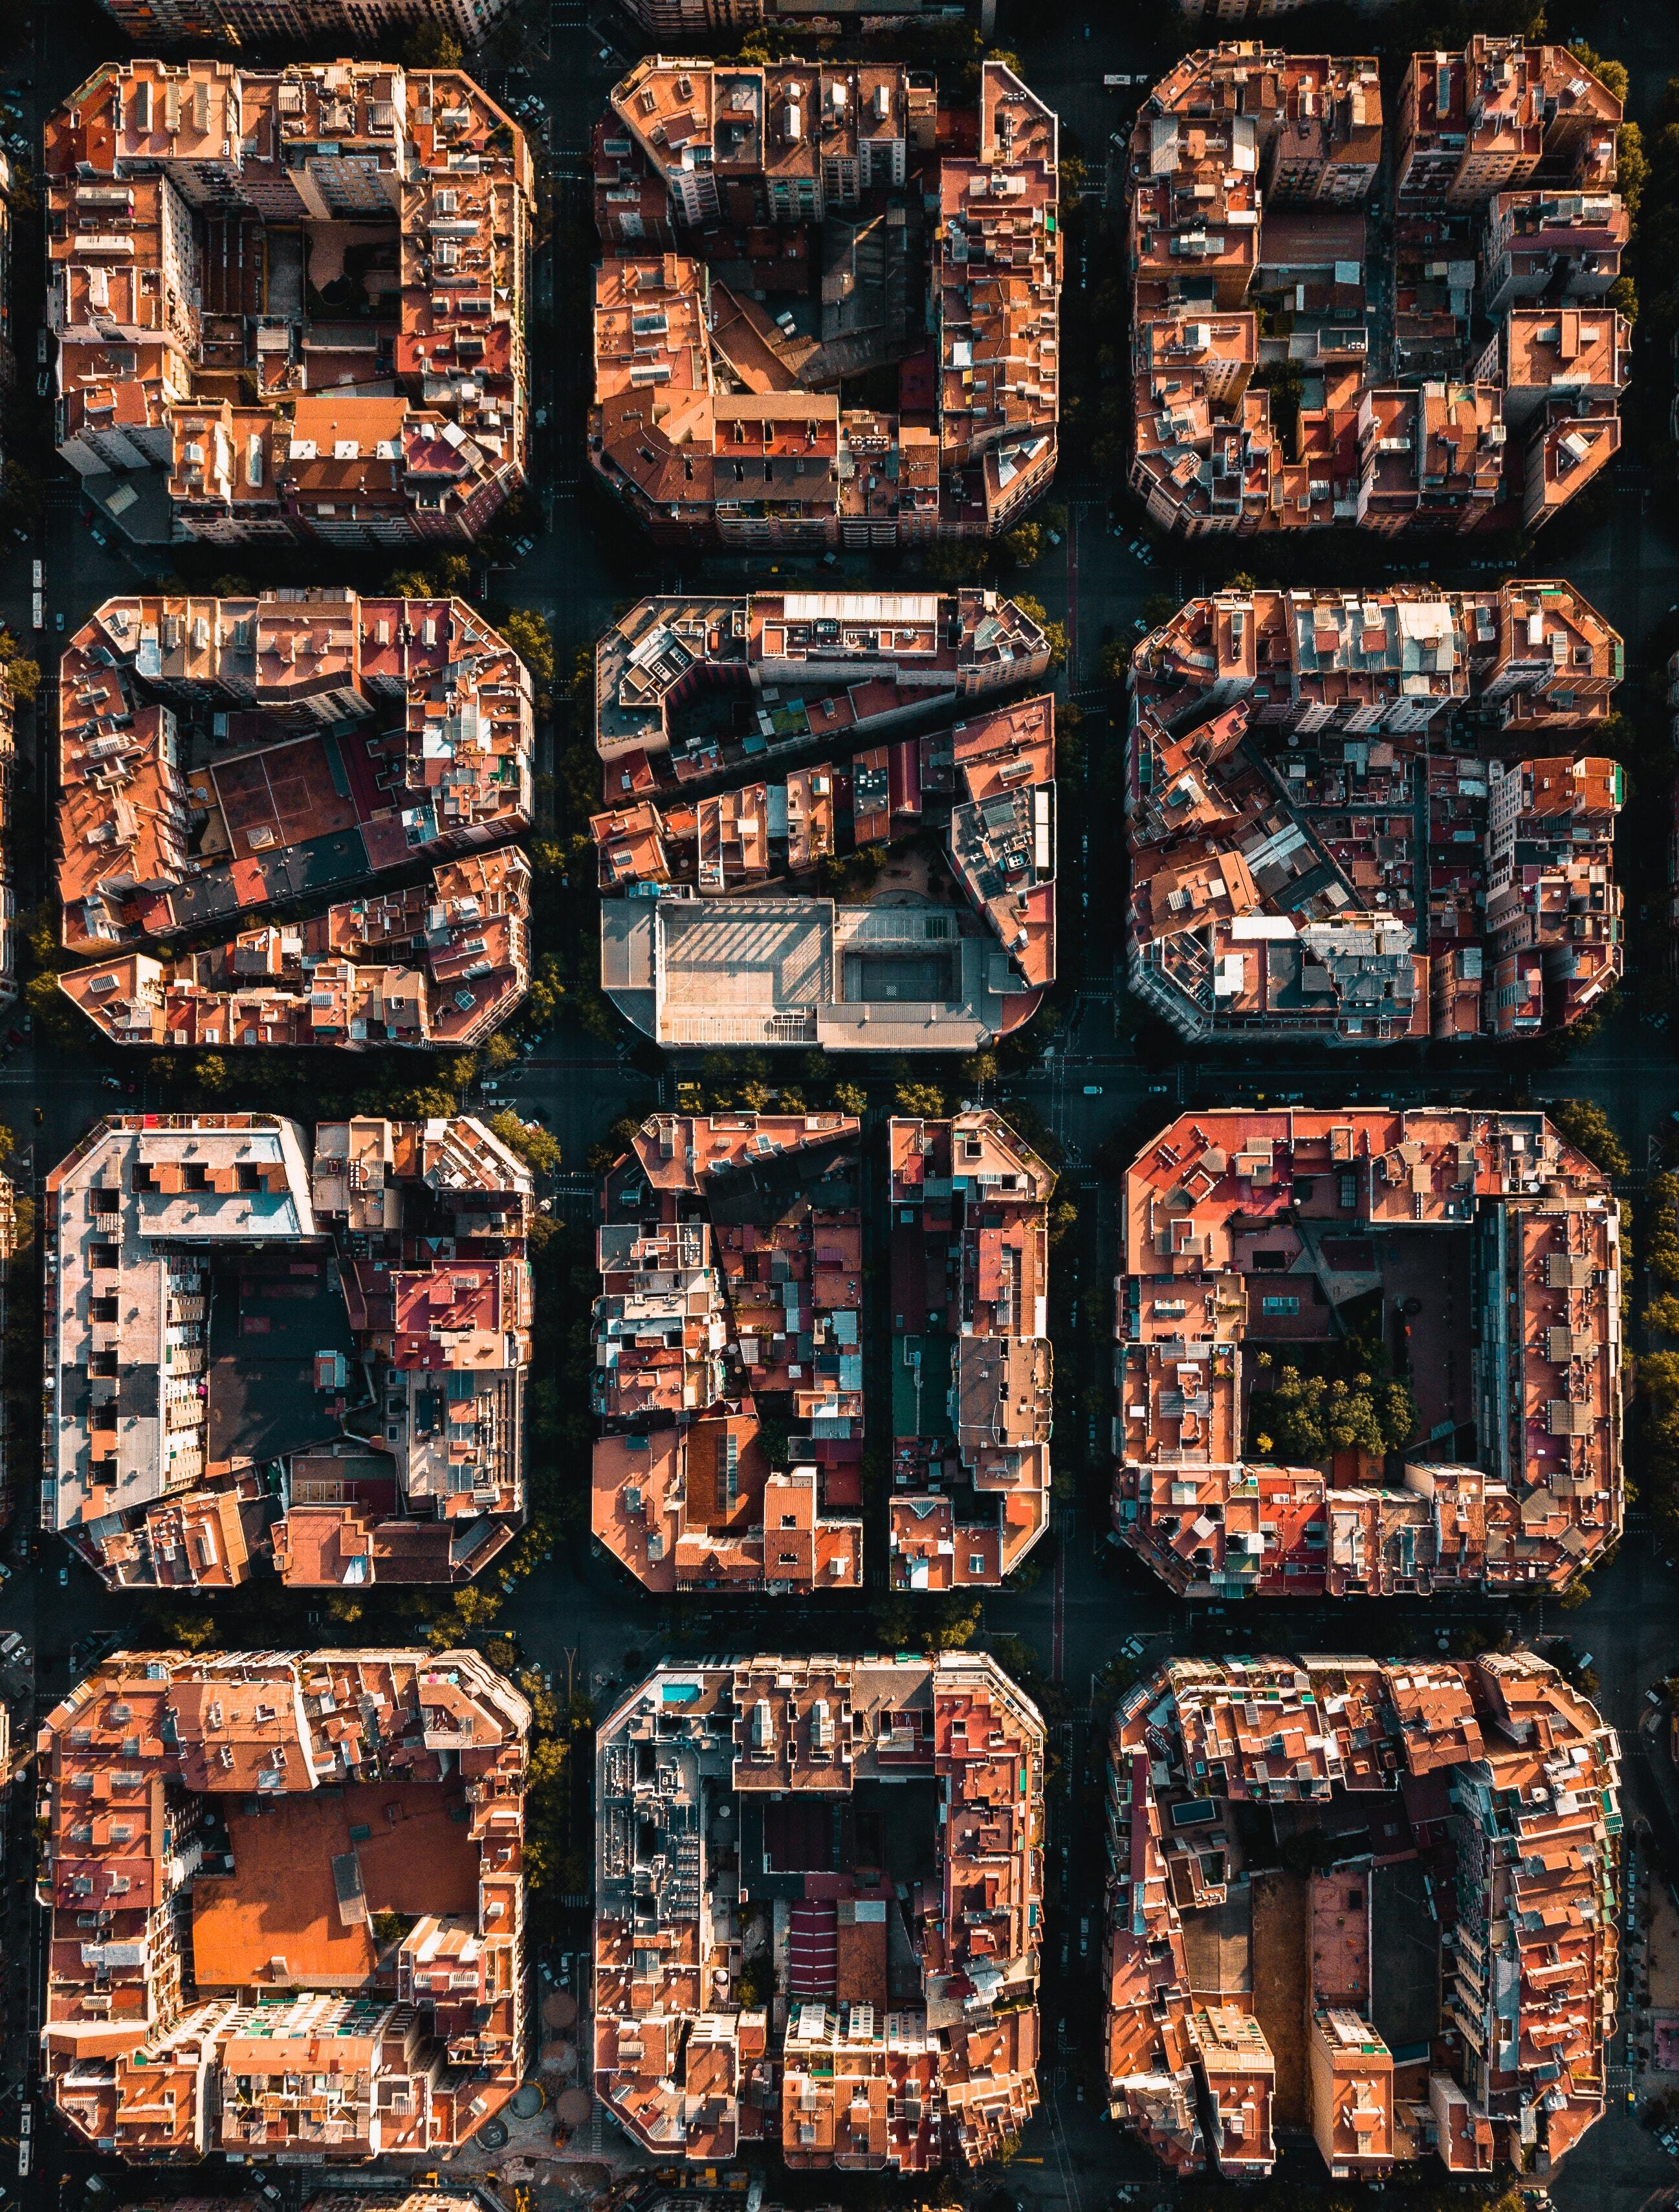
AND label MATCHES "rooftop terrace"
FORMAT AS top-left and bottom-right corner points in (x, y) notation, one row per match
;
(38, 1646), (529, 2163)
(590, 59), (1058, 549)
(47, 61), (532, 548)
(1106, 1651), (1619, 2178)
(45, 1113), (533, 1589)
(1112, 1107), (1621, 1598)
